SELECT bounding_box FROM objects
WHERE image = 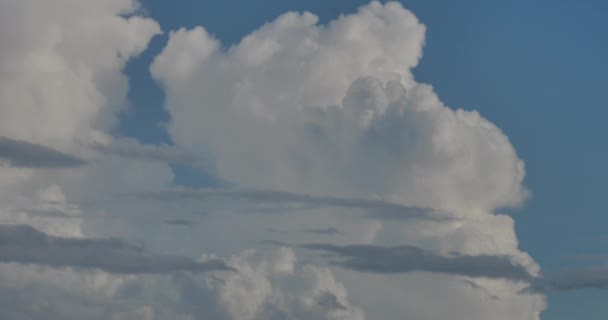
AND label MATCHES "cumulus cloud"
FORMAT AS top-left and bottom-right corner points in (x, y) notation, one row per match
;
(0, 136), (86, 168)
(0, 0), (163, 213)
(150, 2), (544, 319)
(151, 2), (527, 215)
(0, 247), (365, 320)
(188, 247), (366, 320)
(0, 224), (231, 274)
(0, 1), (160, 146)
(0, 0), (569, 318)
